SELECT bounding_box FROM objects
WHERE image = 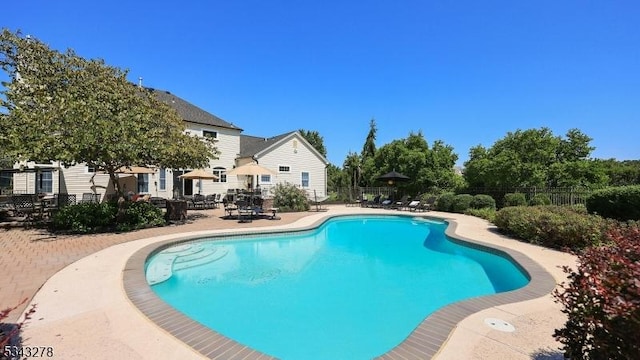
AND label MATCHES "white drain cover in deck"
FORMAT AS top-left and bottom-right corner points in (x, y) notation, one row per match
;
(484, 318), (515, 332)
